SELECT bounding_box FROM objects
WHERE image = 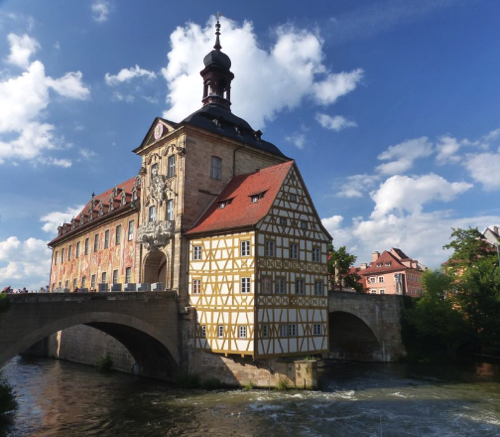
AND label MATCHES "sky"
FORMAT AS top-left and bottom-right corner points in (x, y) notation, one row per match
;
(0, 0), (499, 289)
